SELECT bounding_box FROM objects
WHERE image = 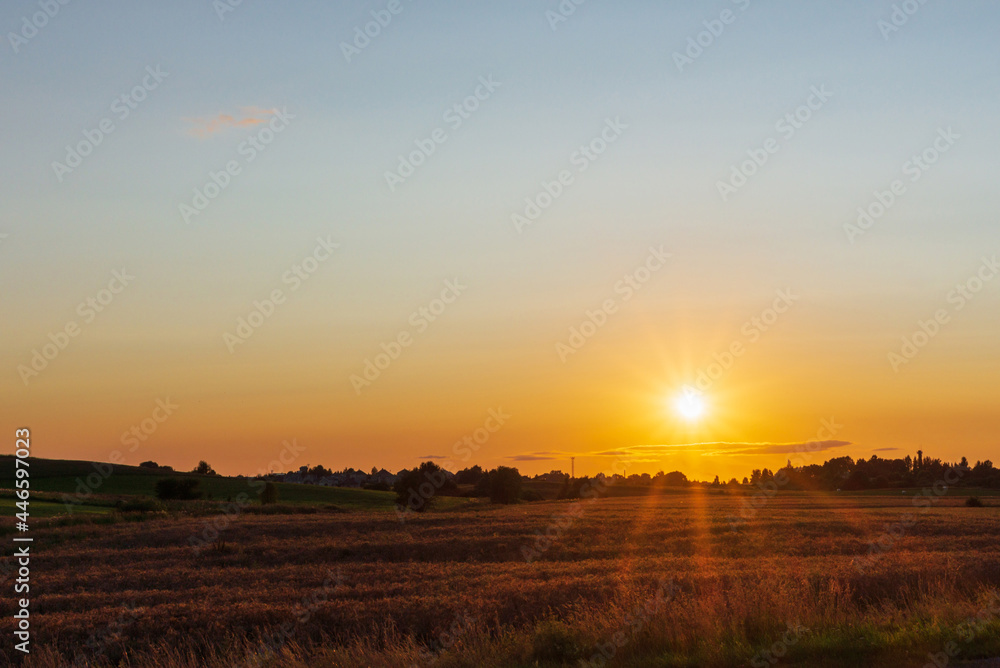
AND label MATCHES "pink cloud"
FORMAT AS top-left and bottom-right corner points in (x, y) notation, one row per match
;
(184, 107), (278, 138)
